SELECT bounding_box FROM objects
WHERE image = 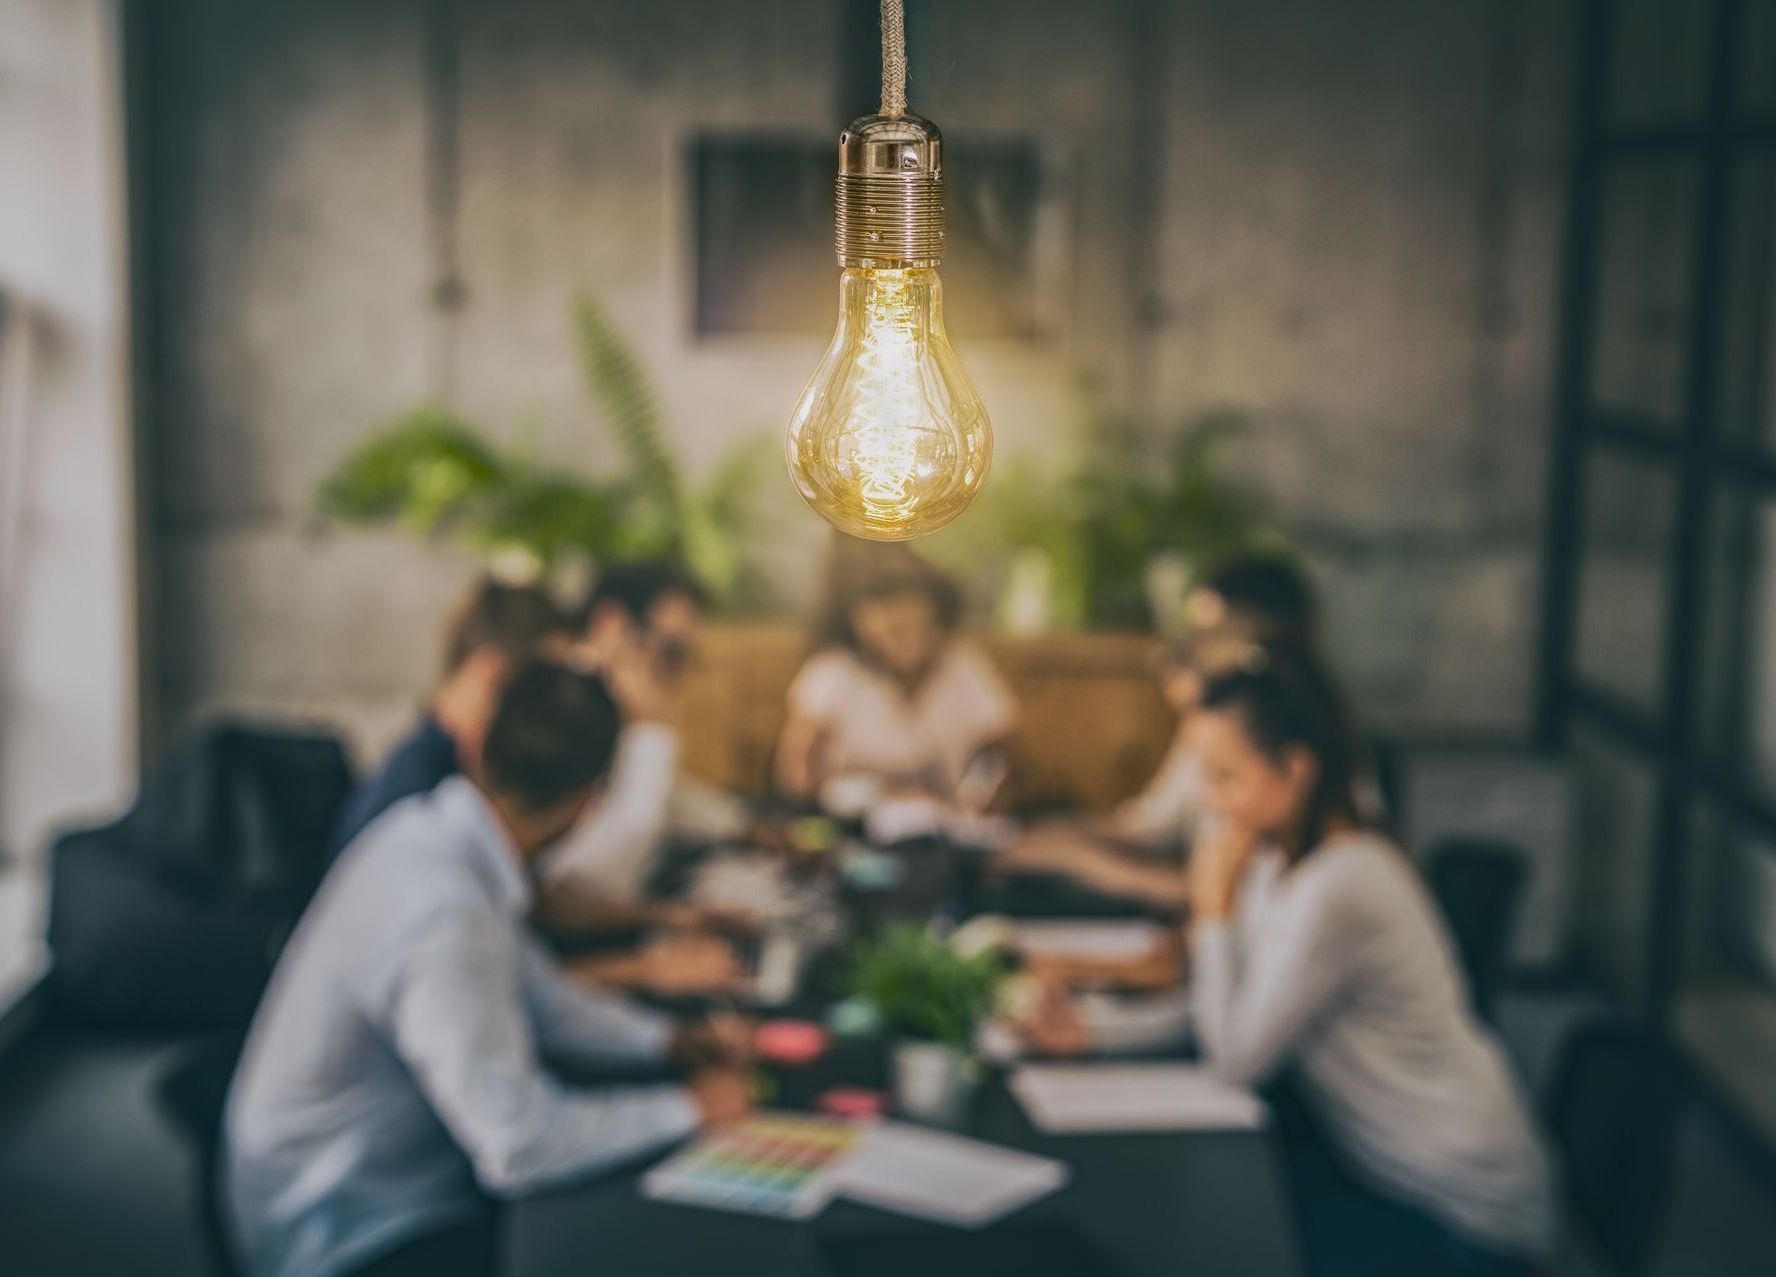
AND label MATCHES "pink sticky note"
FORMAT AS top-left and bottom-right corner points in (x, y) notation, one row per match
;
(817, 1087), (887, 1120)
(755, 1019), (828, 1066)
